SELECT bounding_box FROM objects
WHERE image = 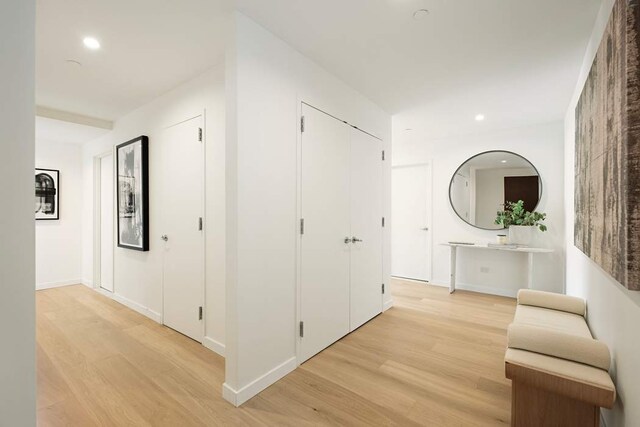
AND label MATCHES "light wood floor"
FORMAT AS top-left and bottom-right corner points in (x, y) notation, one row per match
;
(37, 279), (516, 426)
